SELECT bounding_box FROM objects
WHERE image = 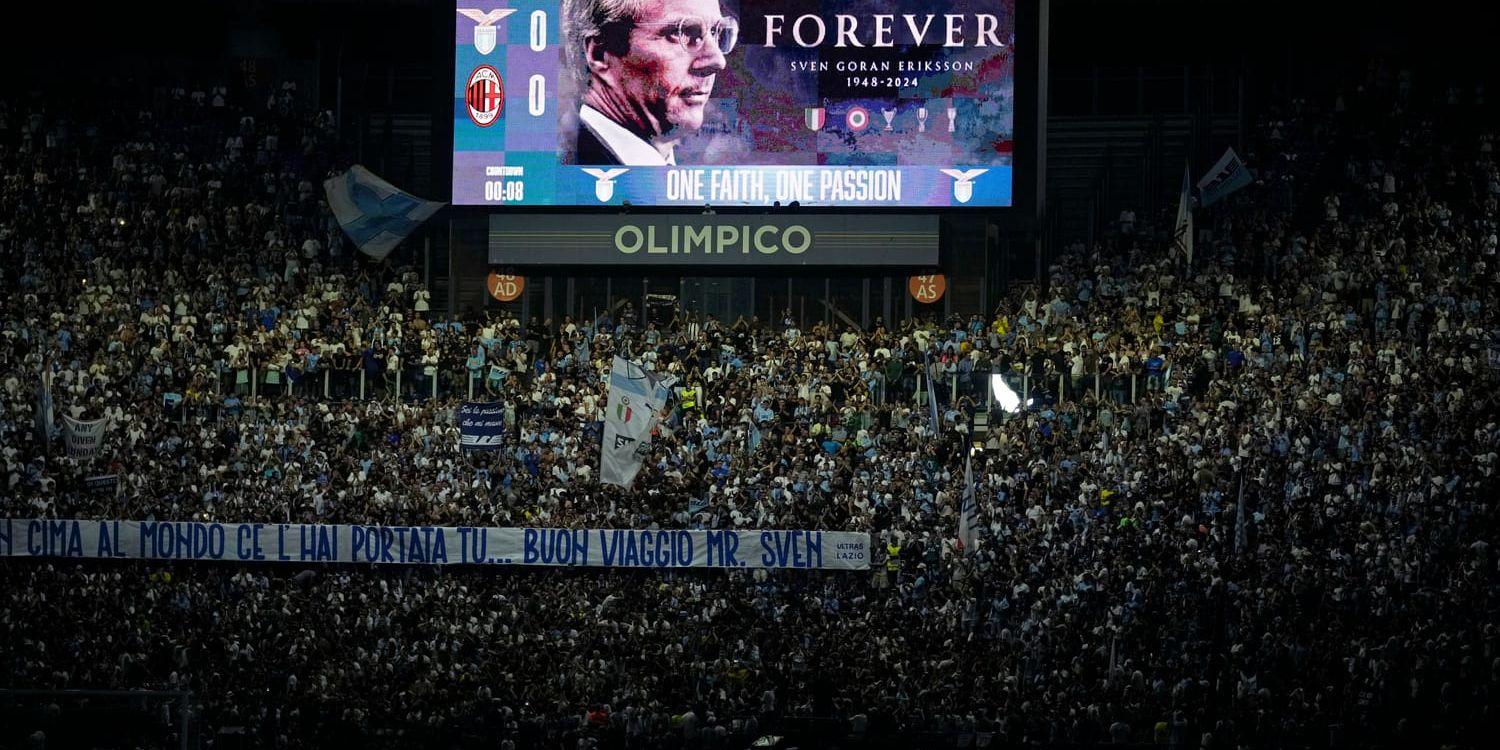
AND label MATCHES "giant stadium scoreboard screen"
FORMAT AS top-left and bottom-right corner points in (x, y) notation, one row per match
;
(452, 0), (1018, 208)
